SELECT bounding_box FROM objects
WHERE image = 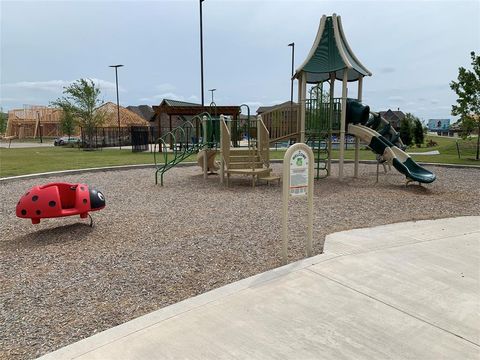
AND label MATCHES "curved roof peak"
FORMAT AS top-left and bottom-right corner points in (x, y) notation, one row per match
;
(295, 14), (372, 83)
